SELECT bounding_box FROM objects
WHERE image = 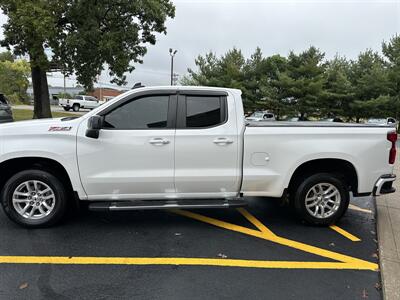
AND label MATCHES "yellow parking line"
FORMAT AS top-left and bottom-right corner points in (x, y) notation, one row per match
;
(237, 208), (276, 237)
(171, 209), (377, 271)
(329, 225), (361, 242)
(171, 209), (262, 238)
(0, 209), (376, 271)
(0, 256), (376, 270)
